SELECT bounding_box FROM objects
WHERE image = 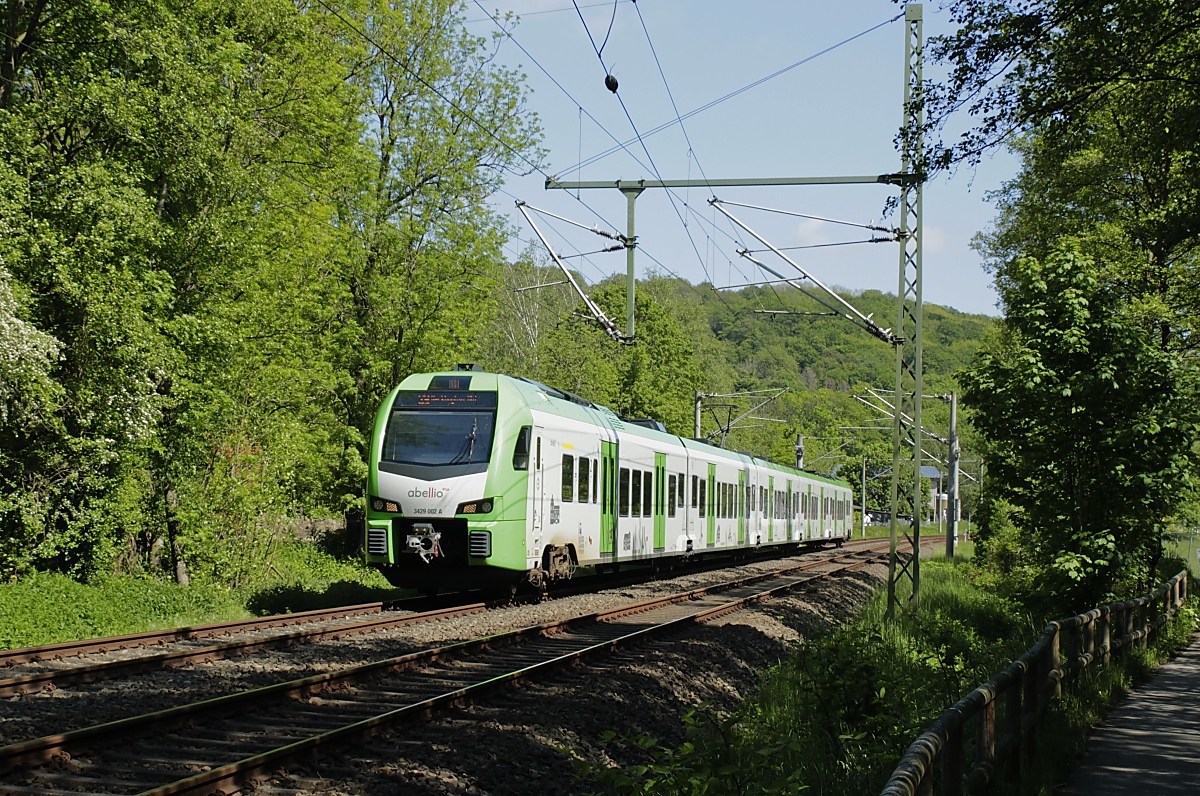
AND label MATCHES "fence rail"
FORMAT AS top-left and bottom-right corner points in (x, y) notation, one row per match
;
(881, 570), (1190, 796)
